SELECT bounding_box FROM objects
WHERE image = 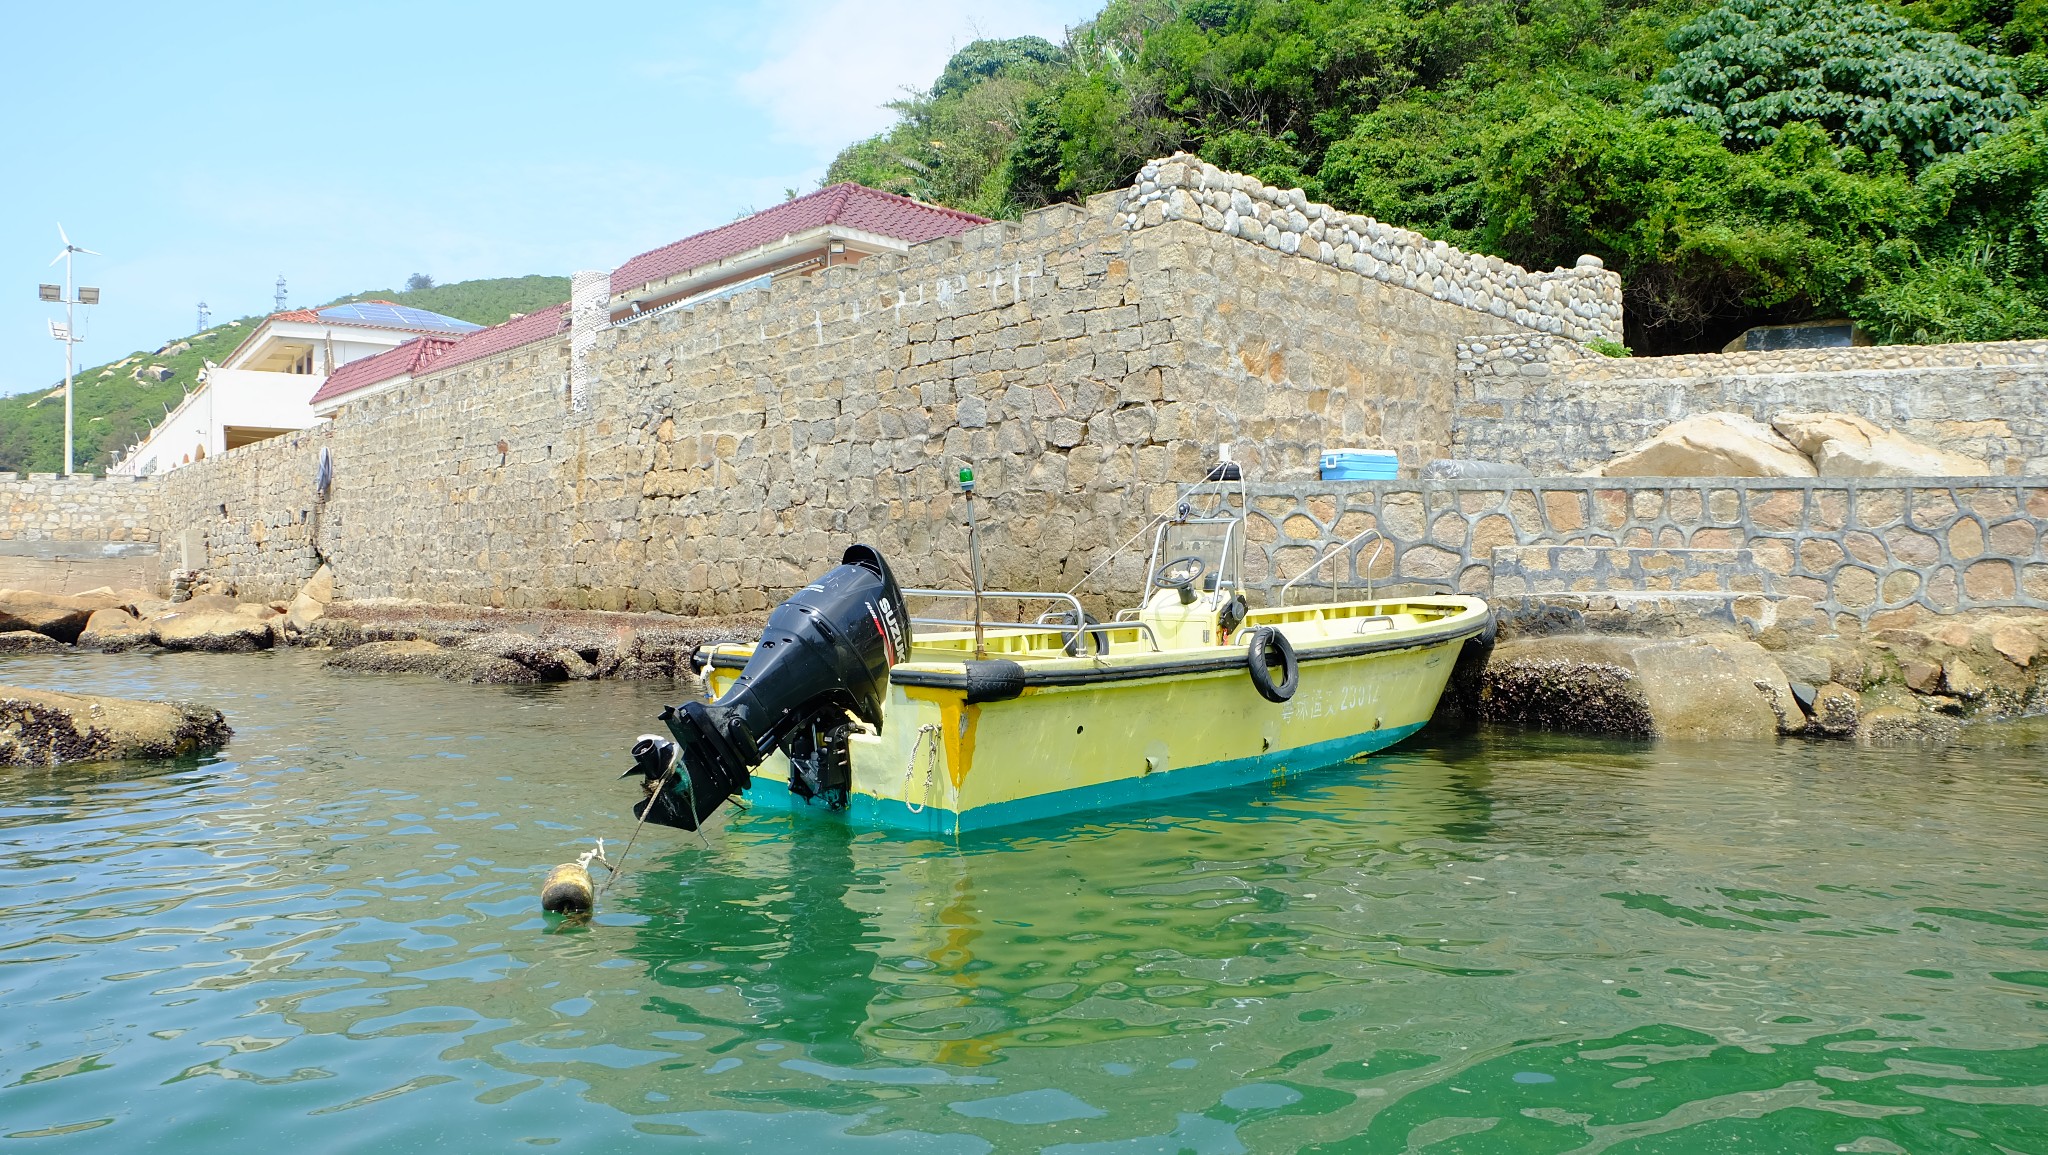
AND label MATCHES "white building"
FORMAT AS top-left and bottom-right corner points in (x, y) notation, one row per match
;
(111, 301), (480, 475)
